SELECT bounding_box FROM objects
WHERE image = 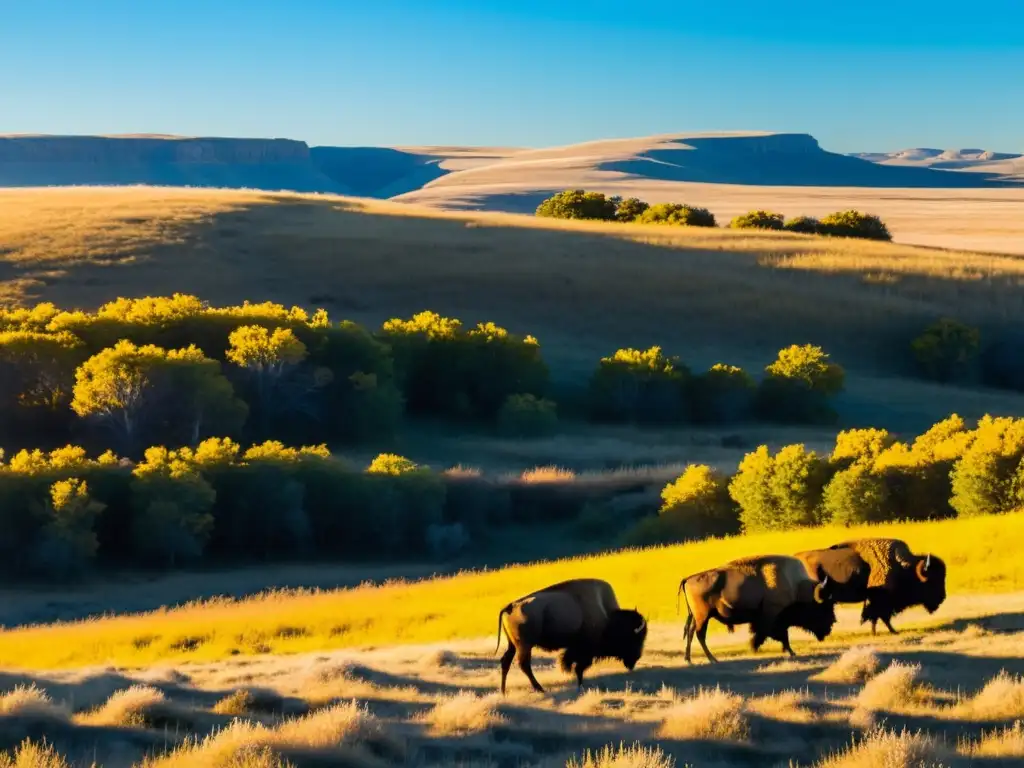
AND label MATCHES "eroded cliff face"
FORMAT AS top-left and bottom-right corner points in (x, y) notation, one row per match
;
(0, 135), (350, 193)
(0, 136), (312, 164)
